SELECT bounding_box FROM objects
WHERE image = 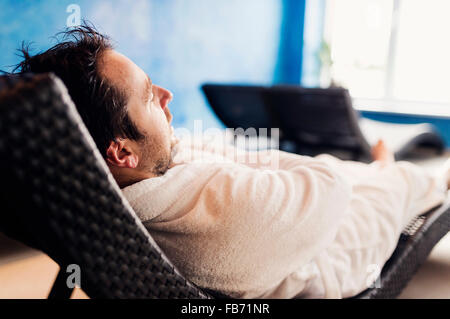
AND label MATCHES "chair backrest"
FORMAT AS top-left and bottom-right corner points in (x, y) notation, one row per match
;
(202, 83), (372, 160)
(0, 73), (210, 299)
(201, 84), (277, 135)
(268, 86), (371, 153)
